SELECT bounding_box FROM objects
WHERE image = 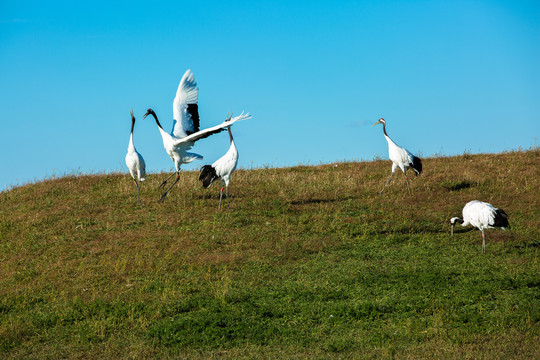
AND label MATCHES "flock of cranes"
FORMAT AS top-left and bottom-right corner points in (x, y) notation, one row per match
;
(125, 69), (509, 253)
(126, 69), (250, 206)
